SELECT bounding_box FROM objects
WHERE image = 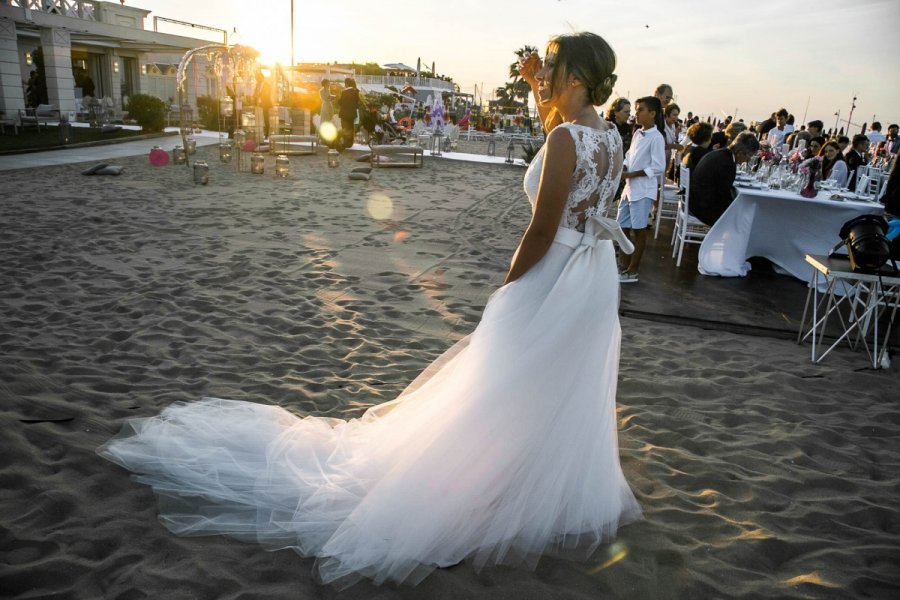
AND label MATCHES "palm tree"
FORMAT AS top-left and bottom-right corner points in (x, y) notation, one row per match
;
(494, 83), (514, 108)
